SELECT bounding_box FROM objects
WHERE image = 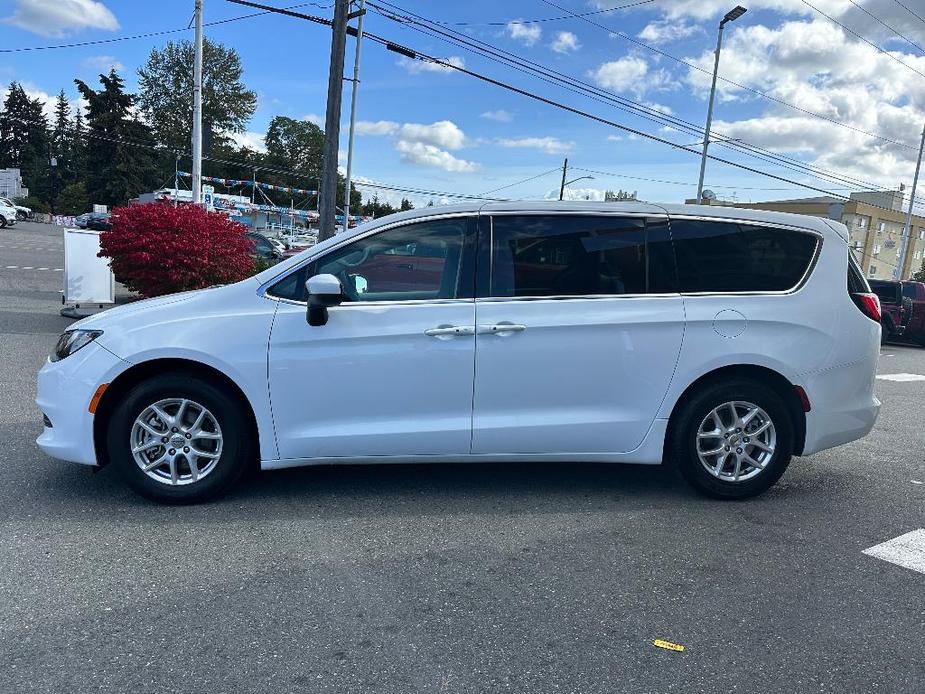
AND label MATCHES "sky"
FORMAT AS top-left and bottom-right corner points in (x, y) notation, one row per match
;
(3, 0), (925, 208)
